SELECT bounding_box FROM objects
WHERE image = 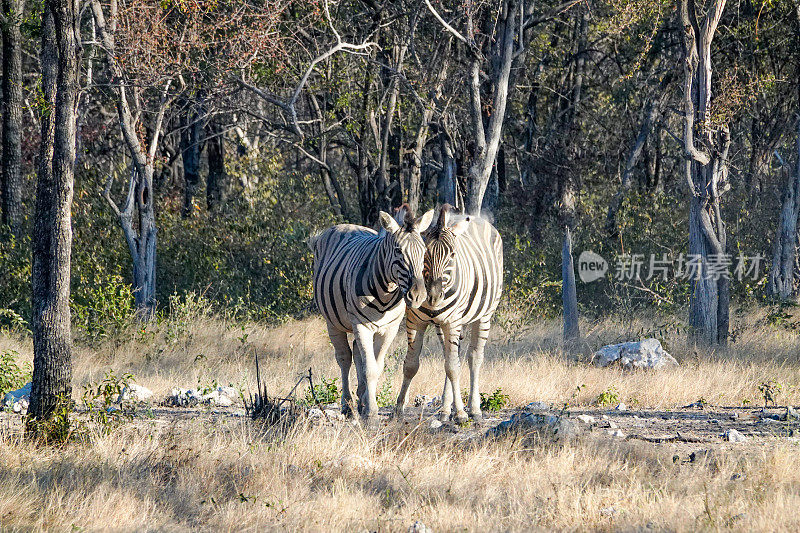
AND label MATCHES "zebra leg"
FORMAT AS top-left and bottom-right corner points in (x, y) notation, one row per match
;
(467, 318), (491, 425)
(327, 324), (355, 417)
(353, 323), (380, 423)
(436, 327), (453, 420)
(352, 339), (366, 415)
(440, 323), (468, 424)
(395, 324), (427, 418)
